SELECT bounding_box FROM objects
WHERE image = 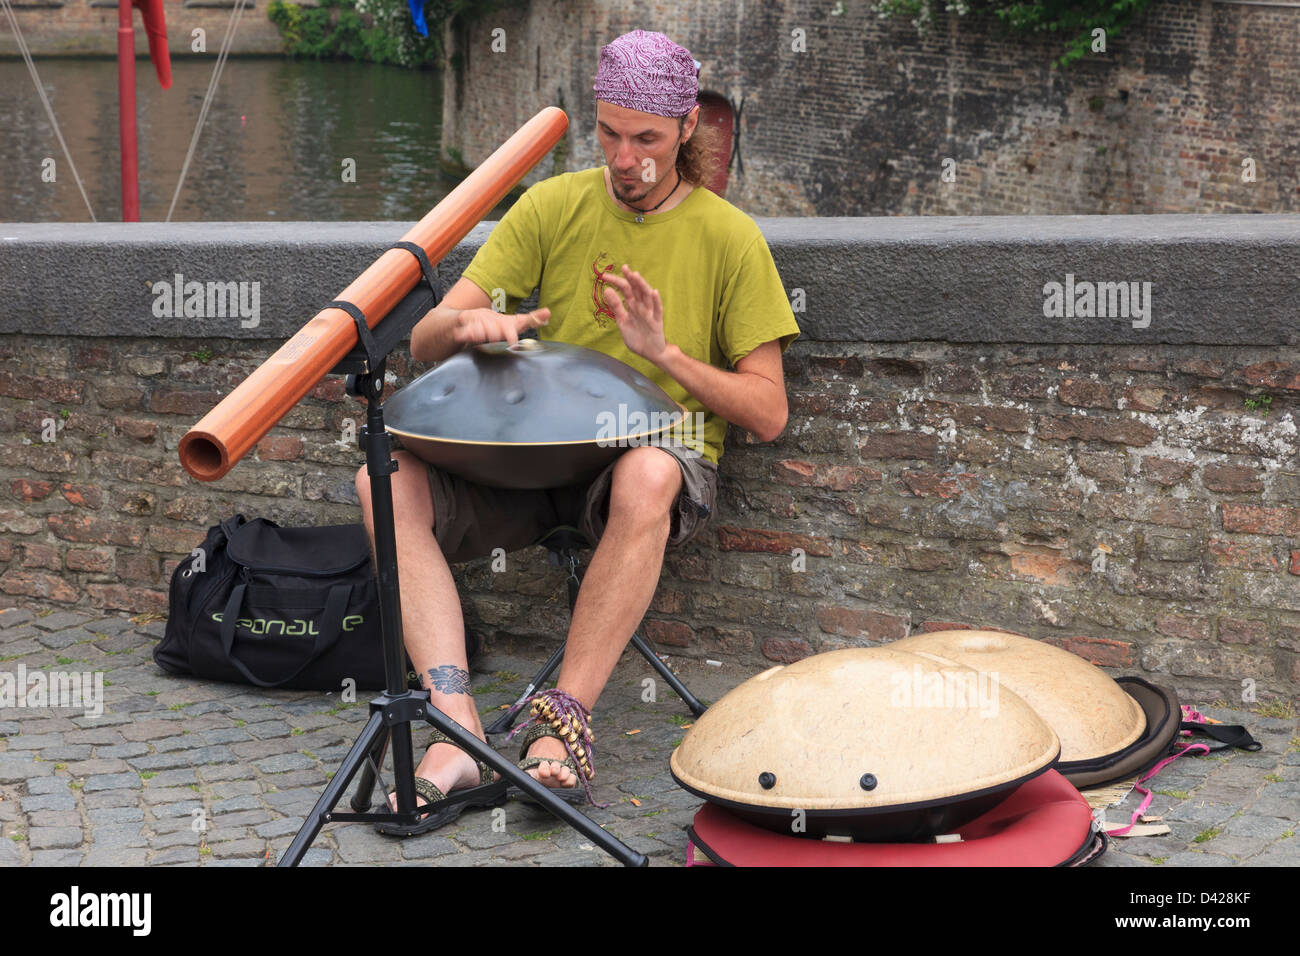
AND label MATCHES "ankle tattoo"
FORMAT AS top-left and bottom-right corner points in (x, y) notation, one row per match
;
(425, 665), (471, 695)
